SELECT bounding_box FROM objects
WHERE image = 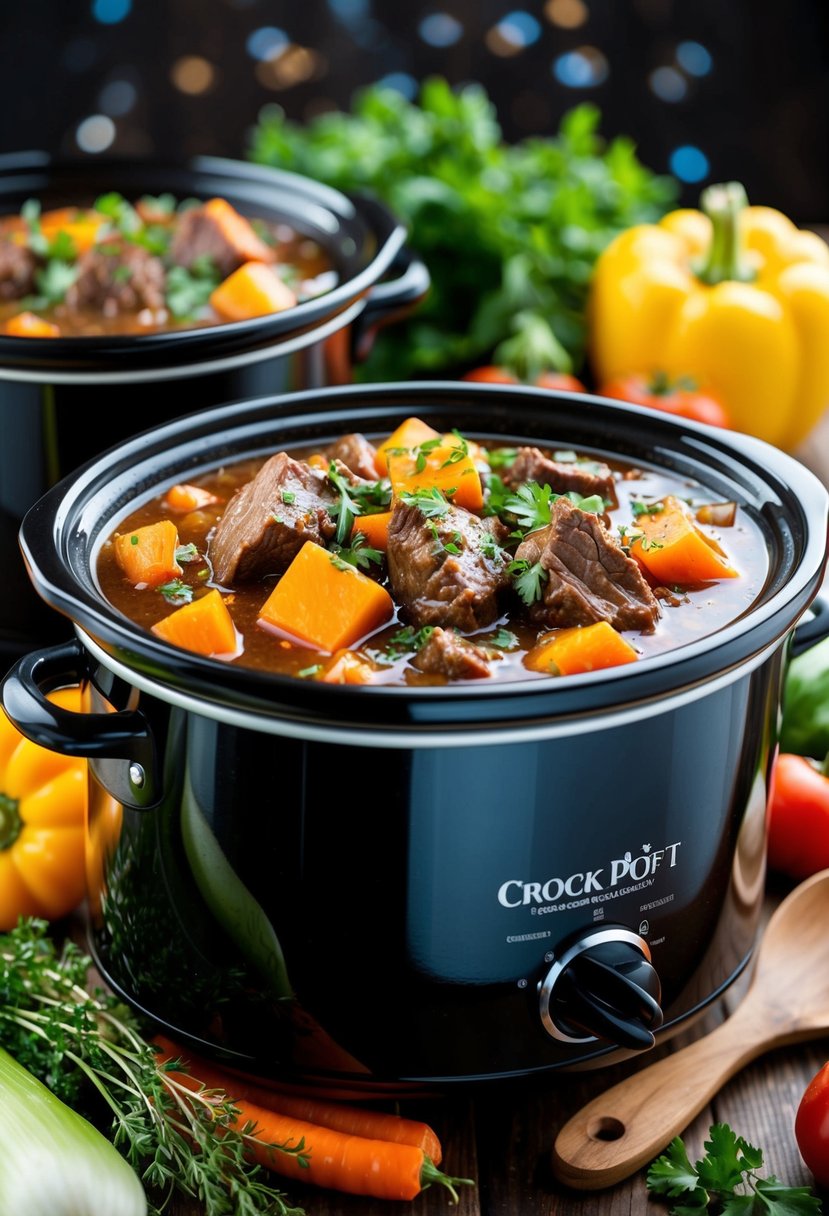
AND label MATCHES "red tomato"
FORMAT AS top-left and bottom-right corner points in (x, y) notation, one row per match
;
(462, 366), (587, 392)
(533, 371), (588, 393)
(767, 754), (829, 879)
(462, 366), (519, 384)
(599, 373), (732, 429)
(795, 1061), (829, 1188)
